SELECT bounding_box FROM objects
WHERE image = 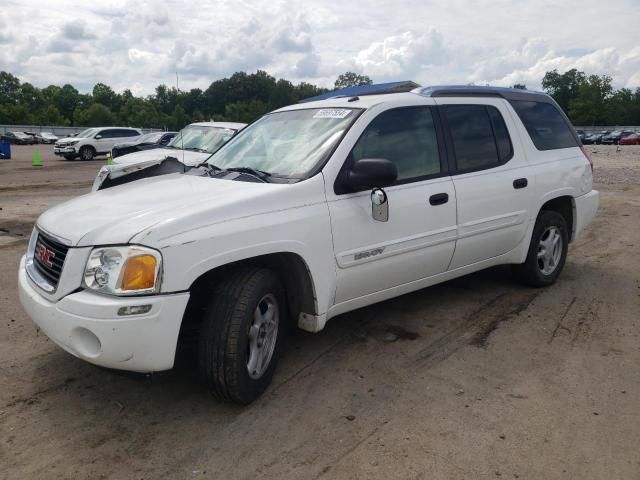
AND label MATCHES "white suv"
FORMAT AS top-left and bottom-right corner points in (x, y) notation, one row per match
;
(19, 86), (598, 404)
(54, 127), (141, 161)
